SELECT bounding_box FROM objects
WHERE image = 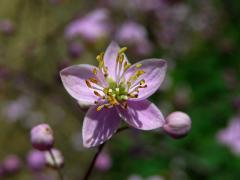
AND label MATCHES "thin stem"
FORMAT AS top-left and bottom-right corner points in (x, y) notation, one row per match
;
(82, 143), (105, 180)
(49, 149), (64, 180)
(82, 126), (129, 180)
